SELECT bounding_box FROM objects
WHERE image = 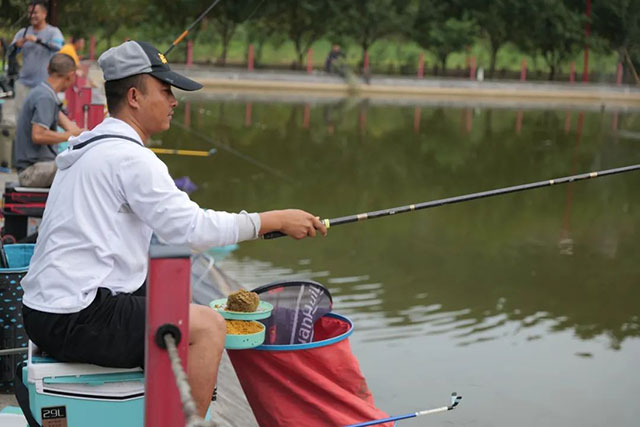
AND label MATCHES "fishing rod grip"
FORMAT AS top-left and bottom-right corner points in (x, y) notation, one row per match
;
(262, 231), (286, 239)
